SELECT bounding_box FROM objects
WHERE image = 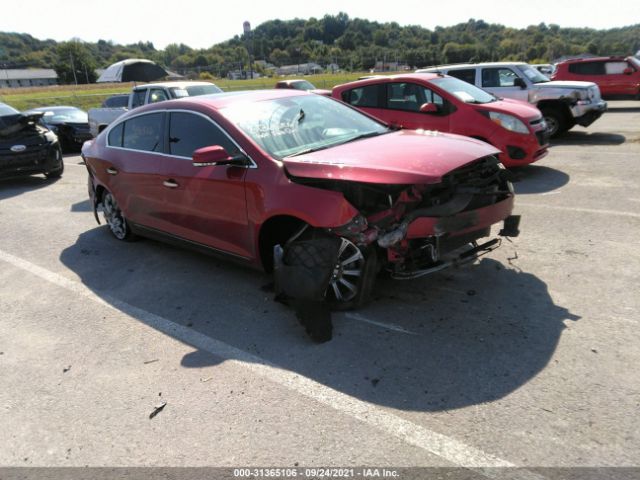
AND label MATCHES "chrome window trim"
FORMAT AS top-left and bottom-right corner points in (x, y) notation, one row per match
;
(105, 108), (257, 169)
